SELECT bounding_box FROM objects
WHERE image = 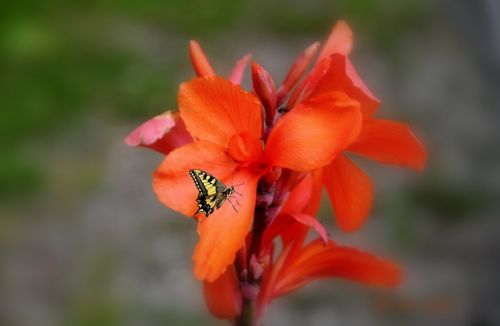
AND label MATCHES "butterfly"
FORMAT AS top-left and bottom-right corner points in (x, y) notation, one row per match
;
(189, 169), (242, 221)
